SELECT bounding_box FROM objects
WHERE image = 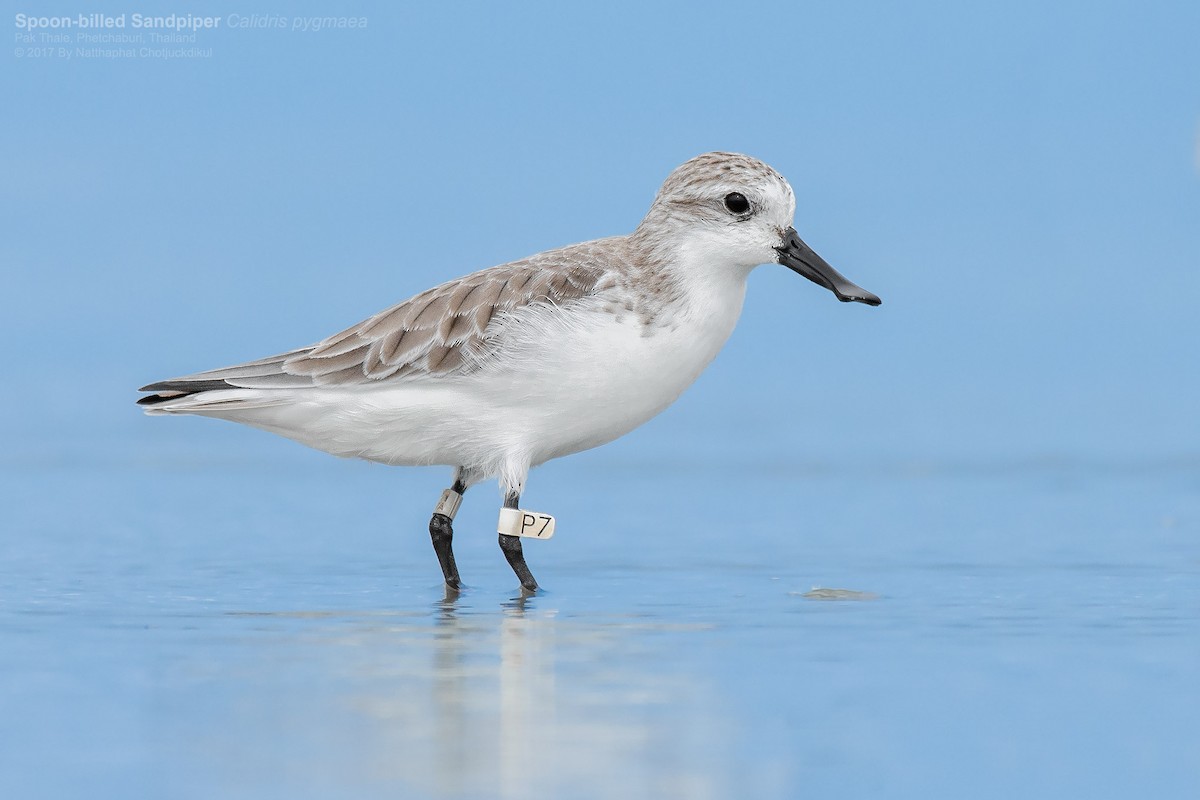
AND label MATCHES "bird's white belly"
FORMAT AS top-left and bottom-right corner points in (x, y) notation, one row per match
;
(292, 290), (745, 476)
